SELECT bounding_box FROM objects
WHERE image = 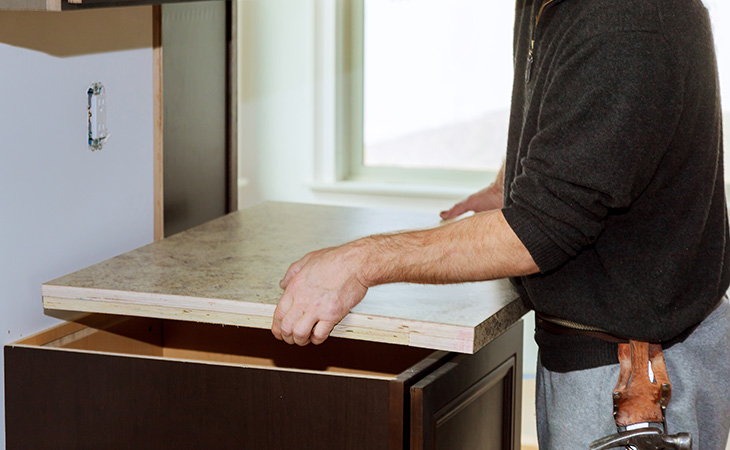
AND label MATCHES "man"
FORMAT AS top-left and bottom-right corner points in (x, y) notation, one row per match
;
(272, 0), (730, 447)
